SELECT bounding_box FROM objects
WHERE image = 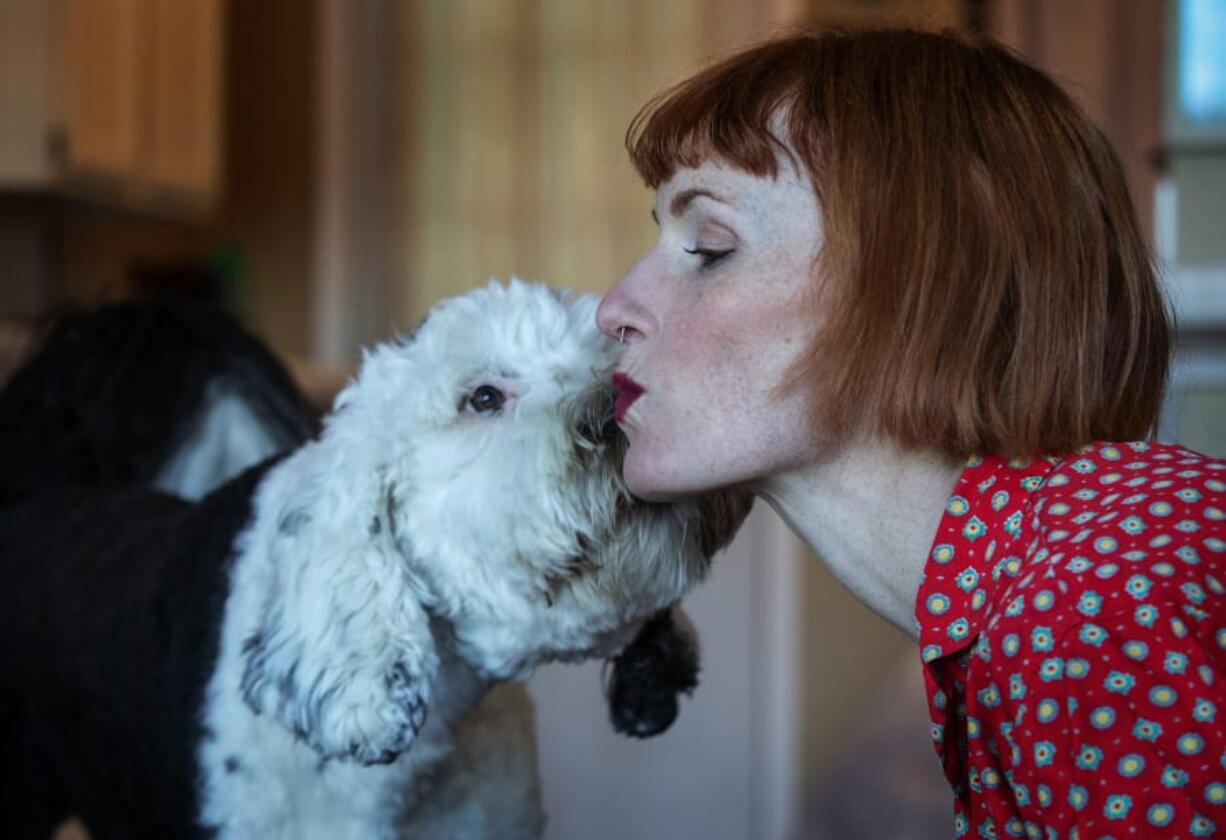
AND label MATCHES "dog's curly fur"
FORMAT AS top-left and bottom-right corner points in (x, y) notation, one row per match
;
(0, 281), (749, 839)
